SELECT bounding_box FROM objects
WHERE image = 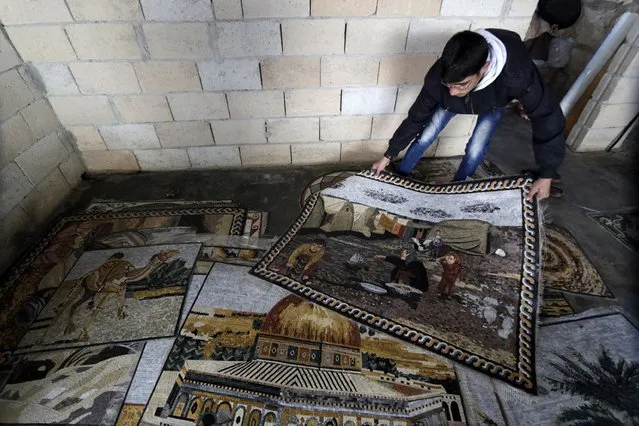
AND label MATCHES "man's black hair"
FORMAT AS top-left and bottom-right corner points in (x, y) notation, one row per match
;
(440, 31), (489, 84)
(312, 238), (327, 247)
